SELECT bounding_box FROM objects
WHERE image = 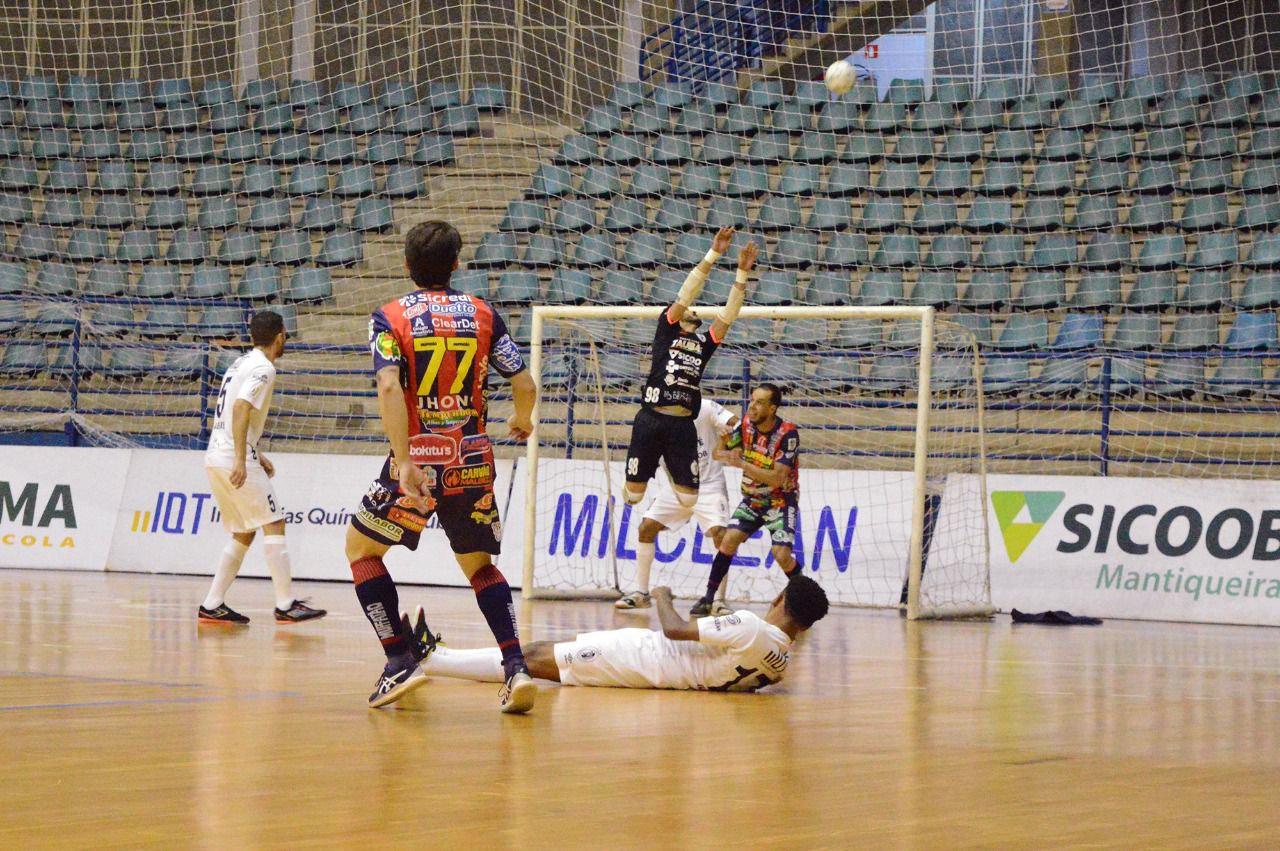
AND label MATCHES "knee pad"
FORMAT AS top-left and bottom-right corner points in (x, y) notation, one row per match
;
(674, 490), (698, 509)
(624, 486), (646, 506)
